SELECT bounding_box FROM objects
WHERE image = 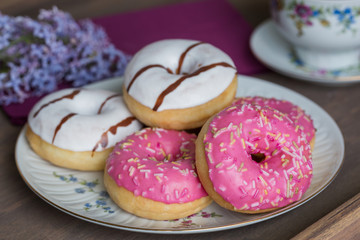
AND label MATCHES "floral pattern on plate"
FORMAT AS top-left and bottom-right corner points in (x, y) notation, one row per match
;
(53, 172), (115, 213)
(289, 50), (360, 77)
(168, 212), (223, 228)
(52, 171), (223, 226)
